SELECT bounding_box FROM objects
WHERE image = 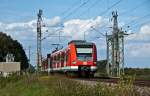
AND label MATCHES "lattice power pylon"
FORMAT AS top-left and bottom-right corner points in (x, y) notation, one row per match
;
(106, 11), (127, 77)
(37, 9), (43, 71)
